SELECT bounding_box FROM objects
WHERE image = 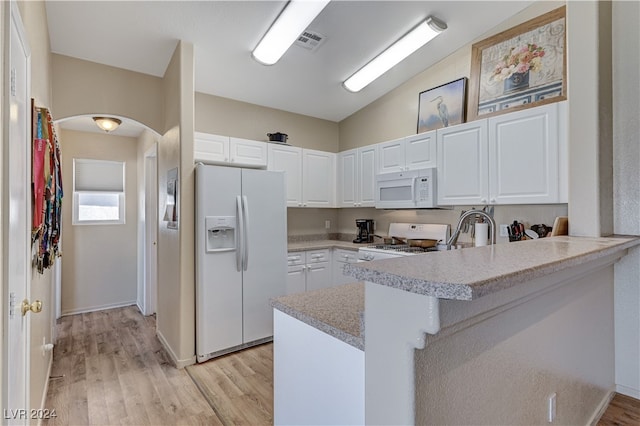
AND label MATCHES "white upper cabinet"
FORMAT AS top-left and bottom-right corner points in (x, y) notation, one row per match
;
(338, 149), (358, 207)
(338, 145), (377, 208)
(377, 131), (436, 174)
(358, 145), (377, 206)
(405, 132), (437, 170)
(303, 149), (336, 208)
(268, 144), (303, 207)
(437, 102), (566, 205)
(268, 145), (335, 208)
(488, 103), (560, 204)
(194, 132), (267, 168)
(437, 120), (489, 205)
(377, 137), (405, 173)
(194, 132), (229, 164)
(229, 137), (268, 167)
